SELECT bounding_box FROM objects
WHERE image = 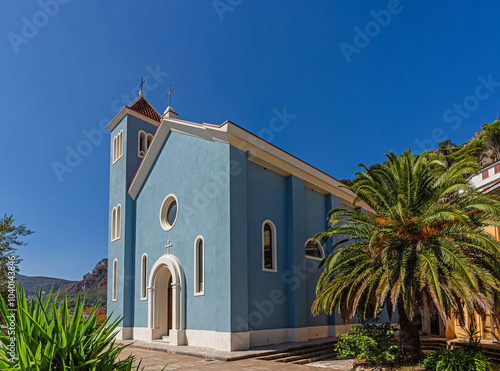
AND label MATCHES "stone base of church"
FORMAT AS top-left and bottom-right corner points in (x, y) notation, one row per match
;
(115, 325), (352, 352)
